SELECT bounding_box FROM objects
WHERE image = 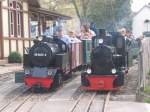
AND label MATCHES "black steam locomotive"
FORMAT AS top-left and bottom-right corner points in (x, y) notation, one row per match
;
(15, 28), (134, 91)
(15, 35), (84, 89)
(23, 37), (71, 88)
(81, 29), (130, 91)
